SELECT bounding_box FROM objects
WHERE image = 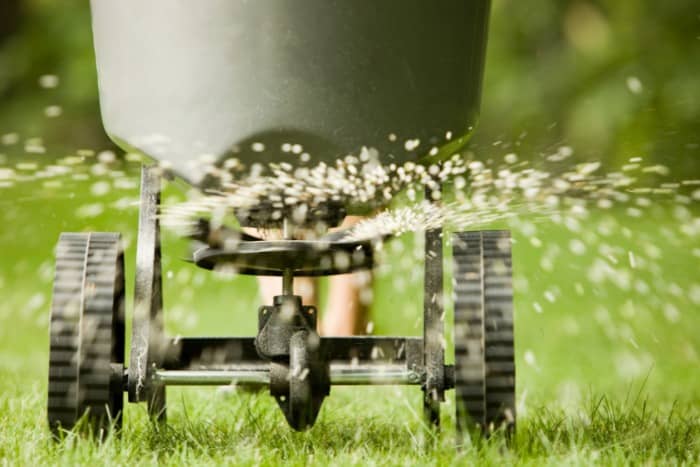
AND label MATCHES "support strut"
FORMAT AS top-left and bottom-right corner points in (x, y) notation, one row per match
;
(128, 164), (166, 420)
